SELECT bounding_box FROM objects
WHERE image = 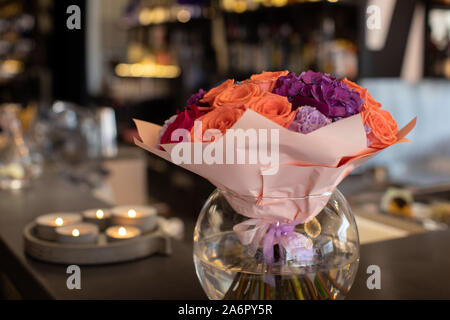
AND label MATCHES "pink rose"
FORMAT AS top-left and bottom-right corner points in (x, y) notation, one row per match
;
(159, 105), (205, 145)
